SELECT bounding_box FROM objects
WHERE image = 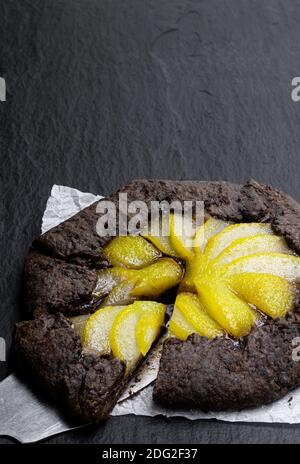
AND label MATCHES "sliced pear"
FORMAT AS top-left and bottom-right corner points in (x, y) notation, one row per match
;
(179, 261), (196, 293)
(193, 217), (231, 253)
(221, 252), (300, 281)
(95, 258), (182, 302)
(179, 254), (212, 292)
(141, 214), (178, 257)
(135, 302), (166, 355)
(194, 276), (259, 338)
(228, 273), (295, 319)
(103, 235), (161, 269)
(131, 258), (183, 297)
(169, 213), (195, 260)
(82, 305), (125, 355)
(70, 314), (91, 338)
(213, 235), (292, 267)
(175, 292), (223, 338)
(143, 235), (177, 257)
(100, 279), (137, 307)
(169, 305), (196, 341)
(110, 301), (165, 372)
(92, 267), (130, 298)
(204, 223), (273, 260)
(110, 304), (141, 372)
